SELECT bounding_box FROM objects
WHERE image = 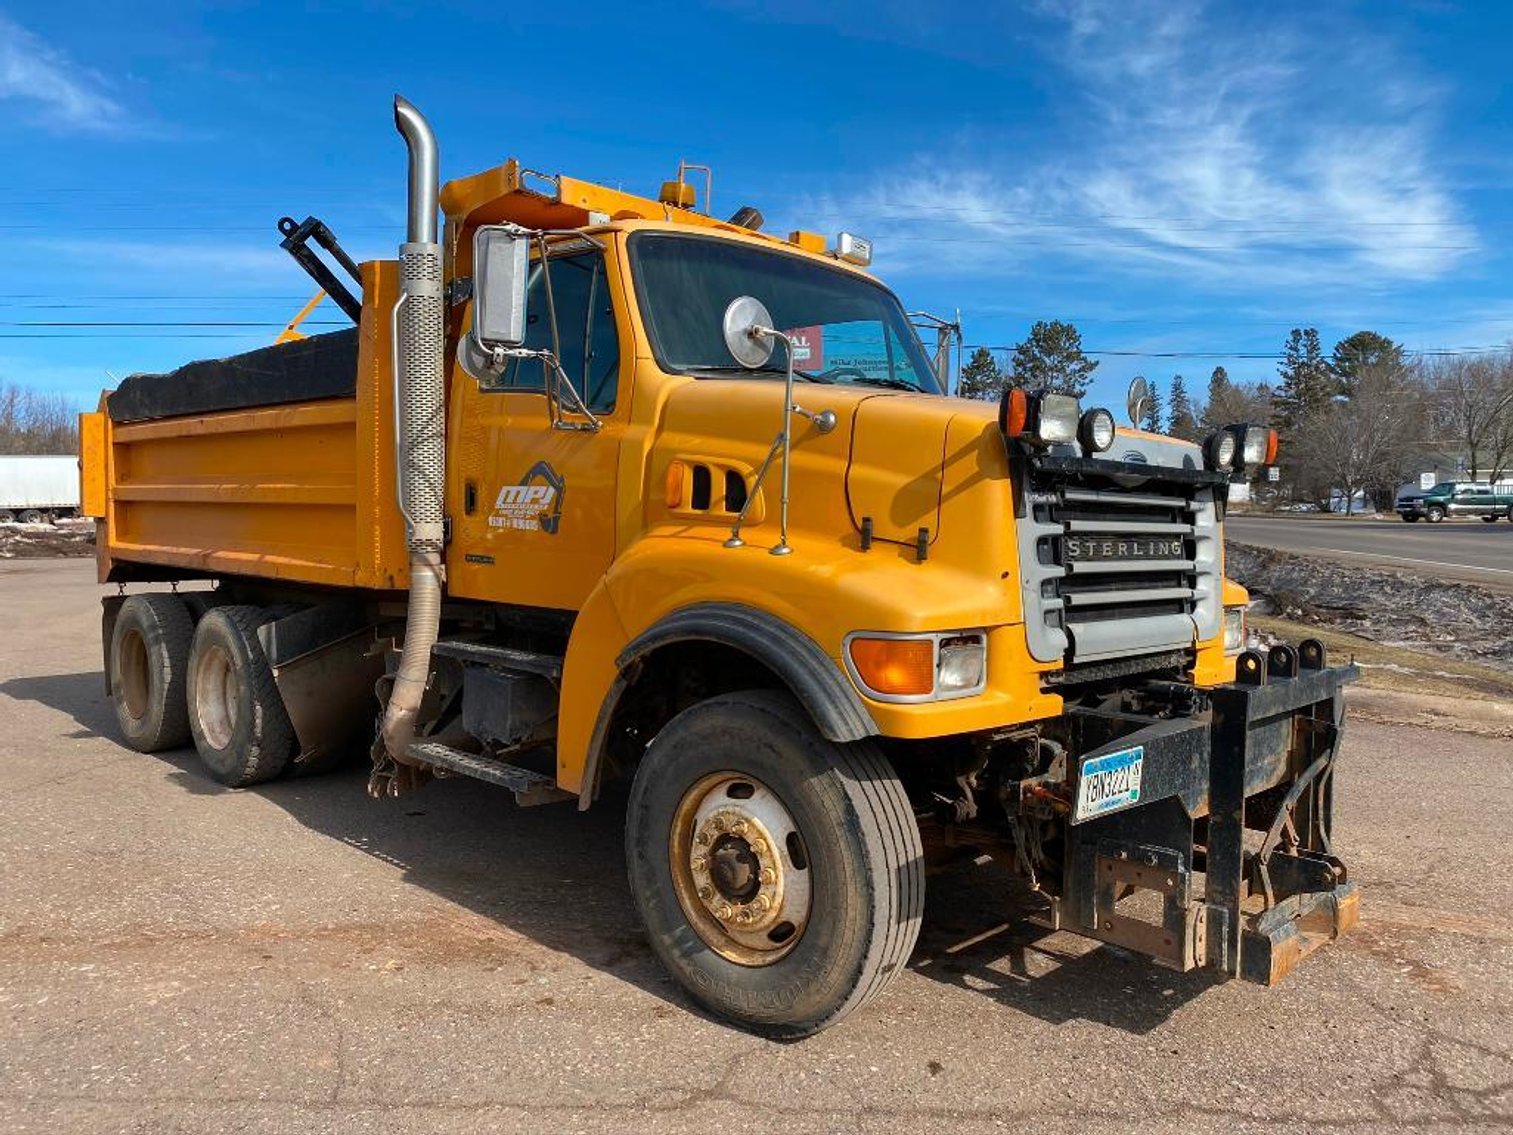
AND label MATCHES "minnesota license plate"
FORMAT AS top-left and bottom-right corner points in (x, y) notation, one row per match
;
(1074, 746), (1144, 822)
(1064, 535), (1185, 561)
